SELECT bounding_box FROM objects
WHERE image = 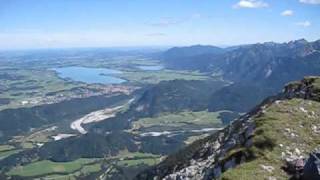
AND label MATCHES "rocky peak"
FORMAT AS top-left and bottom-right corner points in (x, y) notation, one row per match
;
(312, 39), (320, 50)
(282, 76), (320, 101)
(286, 39), (318, 57)
(289, 39), (308, 45)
